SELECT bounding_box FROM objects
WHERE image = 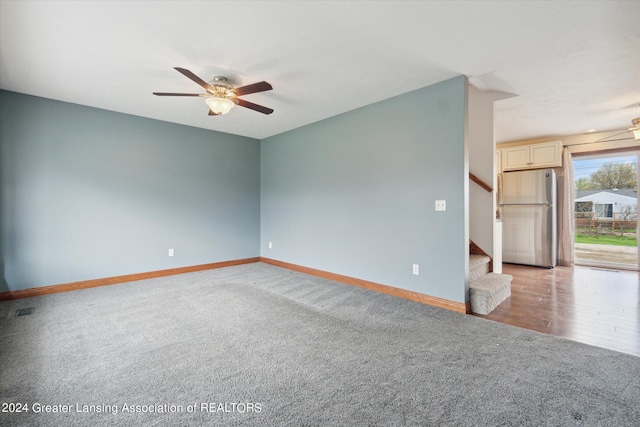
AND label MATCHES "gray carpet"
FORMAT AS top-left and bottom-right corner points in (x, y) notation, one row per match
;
(0, 262), (638, 426)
